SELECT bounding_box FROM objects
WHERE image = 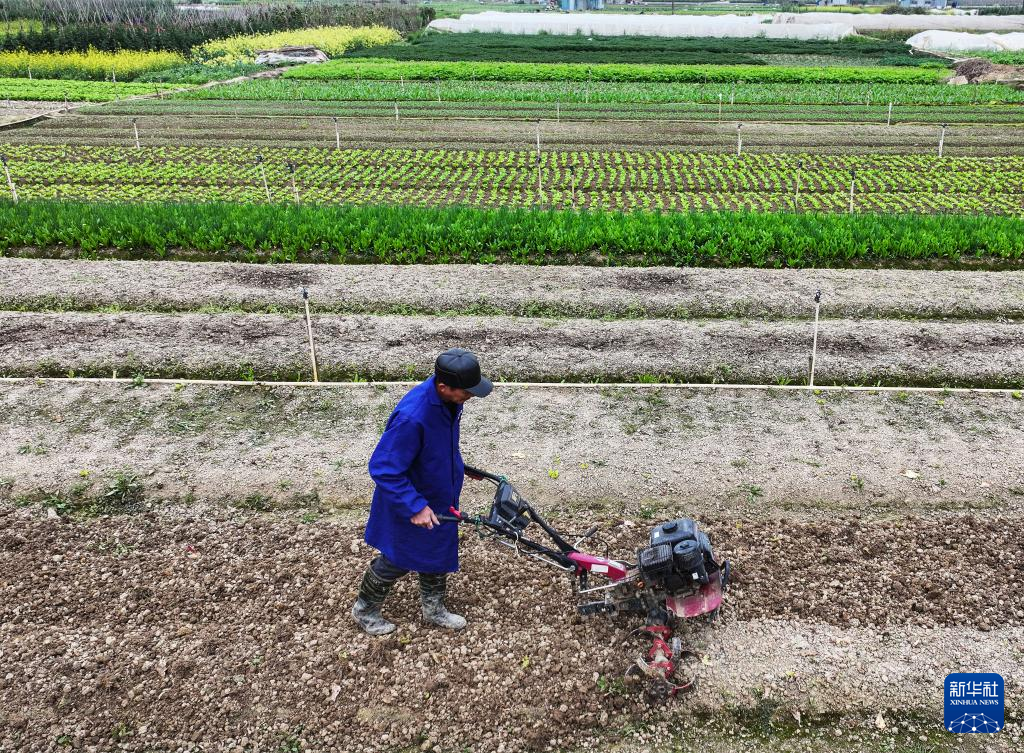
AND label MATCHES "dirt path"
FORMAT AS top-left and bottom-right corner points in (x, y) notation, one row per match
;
(0, 505), (1019, 753)
(2, 259), (1022, 320)
(5, 115), (1023, 155)
(2, 310), (1023, 387)
(1, 381), (1019, 517)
